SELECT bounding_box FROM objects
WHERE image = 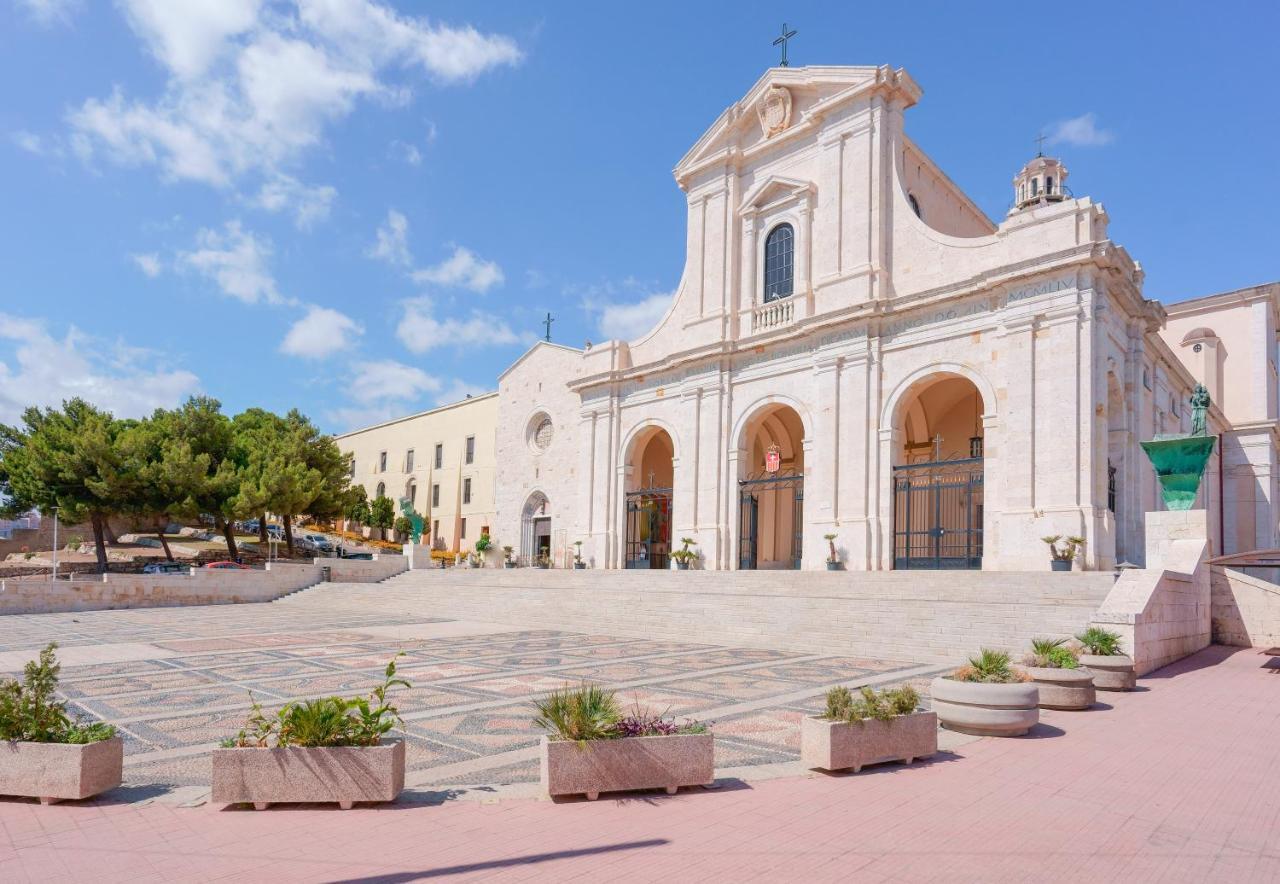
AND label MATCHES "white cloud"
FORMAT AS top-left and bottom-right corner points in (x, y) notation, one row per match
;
(11, 130), (44, 154)
(411, 245), (503, 292)
(367, 209), (411, 266)
(1047, 112), (1114, 148)
(396, 296), (518, 354)
(390, 139), (422, 165)
(179, 220), (284, 304)
(0, 313), (200, 423)
(347, 358), (441, 402)
(250, 173), (336, 229)
(597, 292), (673, 341)
(68, 1), (522, 193)
(279, 305), (362, 359)
(13, 0), (78, 26)
(131, 252), (162, 277)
